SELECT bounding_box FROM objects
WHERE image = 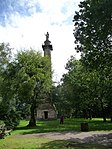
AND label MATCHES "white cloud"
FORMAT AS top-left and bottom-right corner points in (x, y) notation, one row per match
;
(0, 0), (81, 82)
